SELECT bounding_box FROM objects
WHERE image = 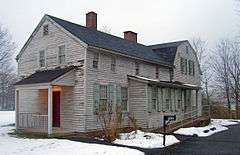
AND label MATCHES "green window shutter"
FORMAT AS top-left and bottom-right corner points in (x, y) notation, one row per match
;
(157, 87), (163, 112)
(171, 89), (175, 112)
(116, 85), (121, 108)
(175, 89), (180, 111)
(108, 84), (114, 112)
(147, 85), (152, 113)
(163, 88), (170, 111)
(93, 83), (100, 114)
